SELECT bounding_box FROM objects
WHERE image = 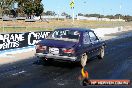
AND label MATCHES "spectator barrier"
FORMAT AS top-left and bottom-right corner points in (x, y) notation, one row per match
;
(0, 31), (52, 51)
